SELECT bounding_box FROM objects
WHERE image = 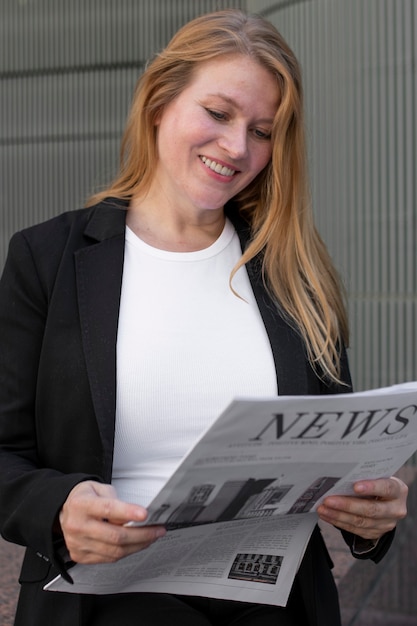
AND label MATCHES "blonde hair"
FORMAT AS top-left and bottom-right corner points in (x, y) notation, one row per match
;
(88, 9), (349, 384)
